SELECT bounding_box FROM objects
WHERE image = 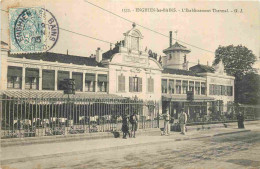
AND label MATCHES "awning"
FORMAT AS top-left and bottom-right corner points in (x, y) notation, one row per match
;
(176, 80), (181, 86)
(26, 68), (39, 78)
(182, 81), (188, 86)
(162, 94), (214, 102)
(201, 82), (206, 87)
(189, 81), (194, 87)
(58, 71), (69, 81)
(169, 80), (174, 88)
(161, 80), (167, 89)
(1, 90), (125, 100)
(85, 74), (95, 81)
(195, 82), (200, 87)
(98, 75), (108, 82)
(8, 67), (22, 77)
